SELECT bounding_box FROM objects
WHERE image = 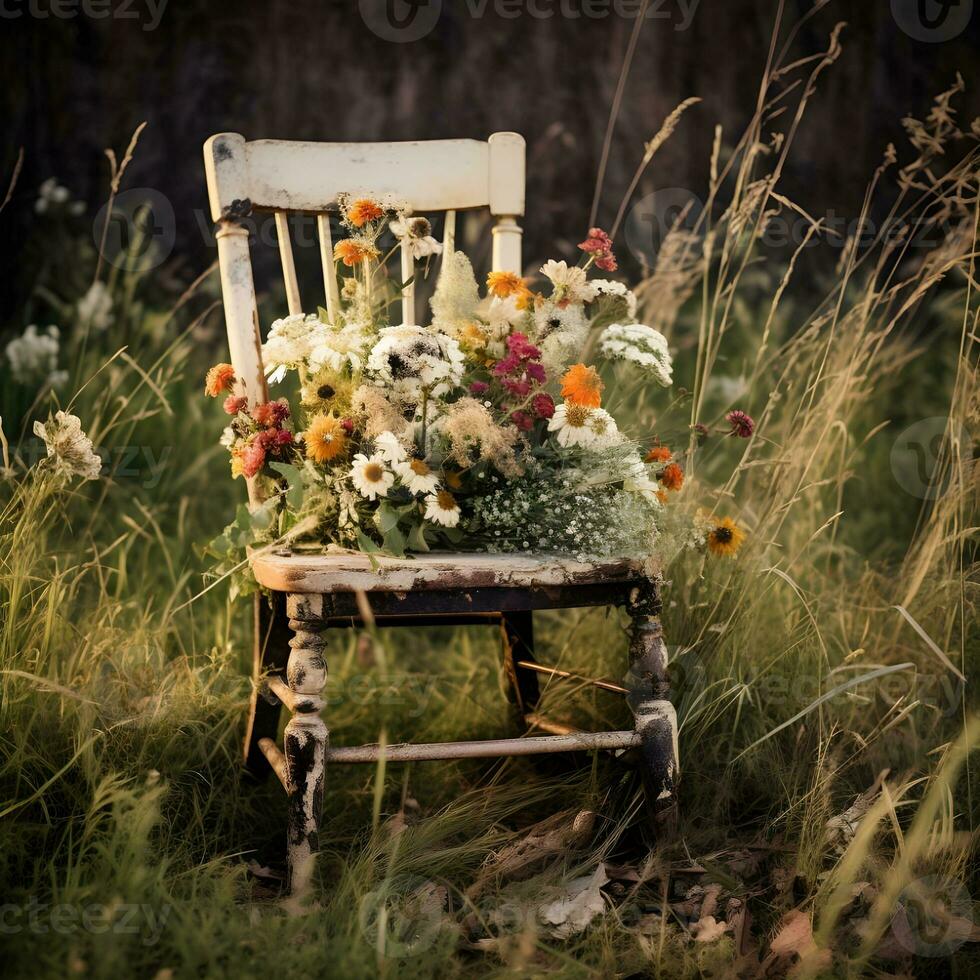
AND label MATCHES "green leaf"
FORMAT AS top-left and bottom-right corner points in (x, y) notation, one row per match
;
(376, 501), (401, 535)
(406, 522), (430, 553)
(356, 530), (381, 554)
(382, 524), (407, 557)
(317, 306), (331, 324)
(269, 462), (305, 511)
